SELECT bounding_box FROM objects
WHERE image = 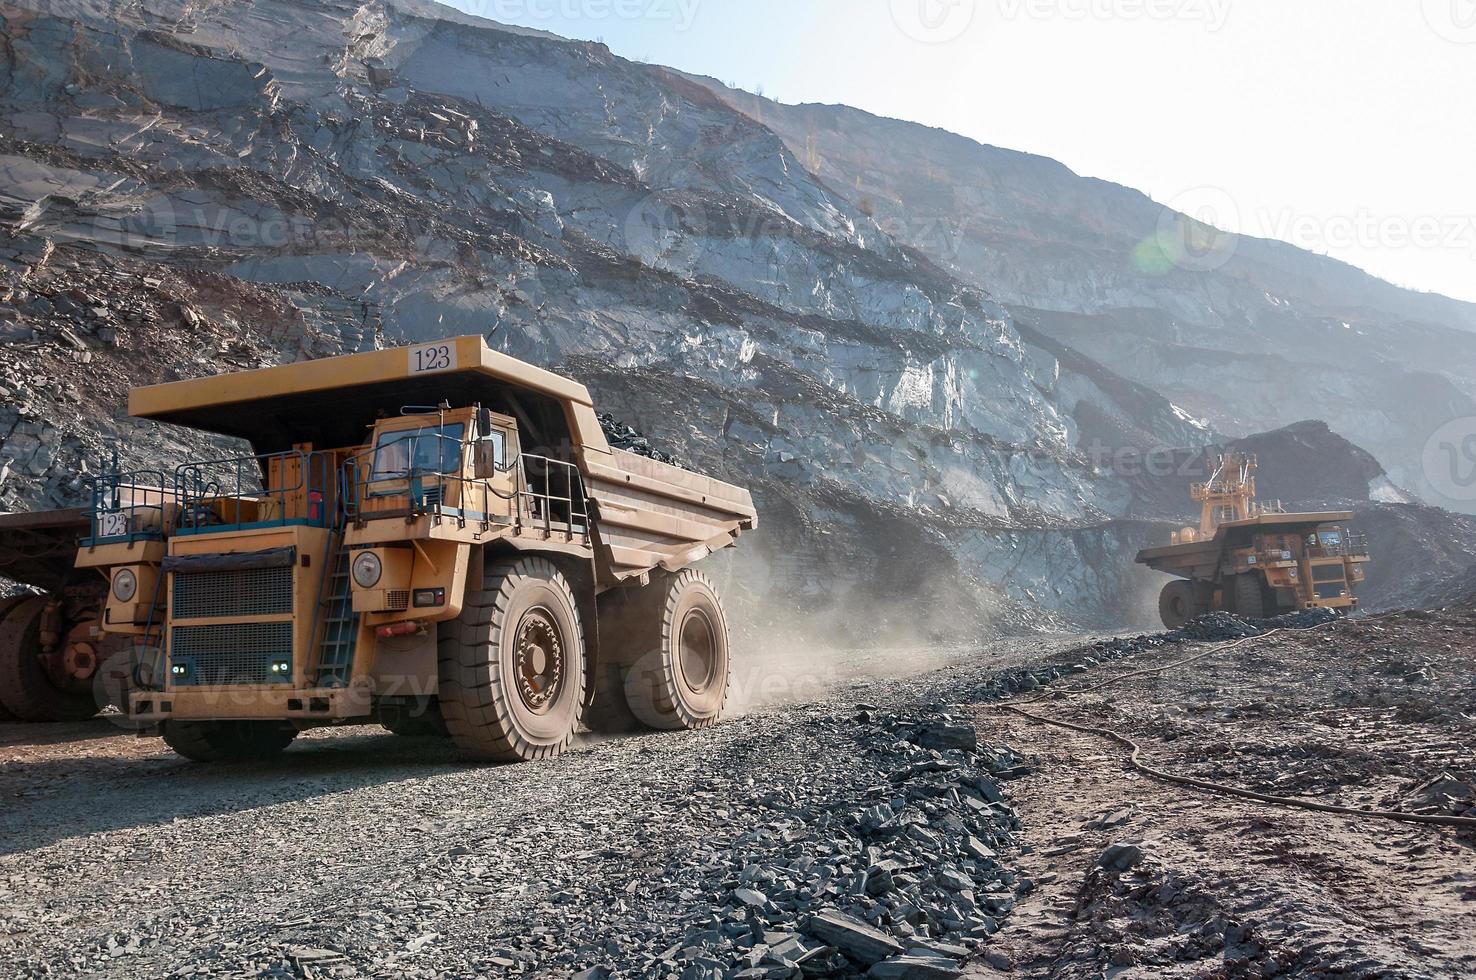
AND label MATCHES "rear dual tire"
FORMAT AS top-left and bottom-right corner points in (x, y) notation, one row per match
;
(1158, 581), (1198, 630)
(588, 570), (730, 733)
(0, 596), (100, 723)
(1158, 580), (1215, 630)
